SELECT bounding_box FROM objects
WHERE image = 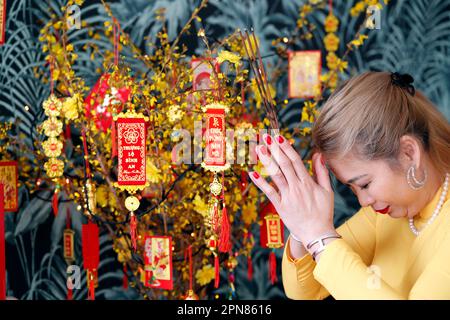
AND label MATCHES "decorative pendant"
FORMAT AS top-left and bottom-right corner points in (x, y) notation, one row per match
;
(113, 109), (149, 251)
